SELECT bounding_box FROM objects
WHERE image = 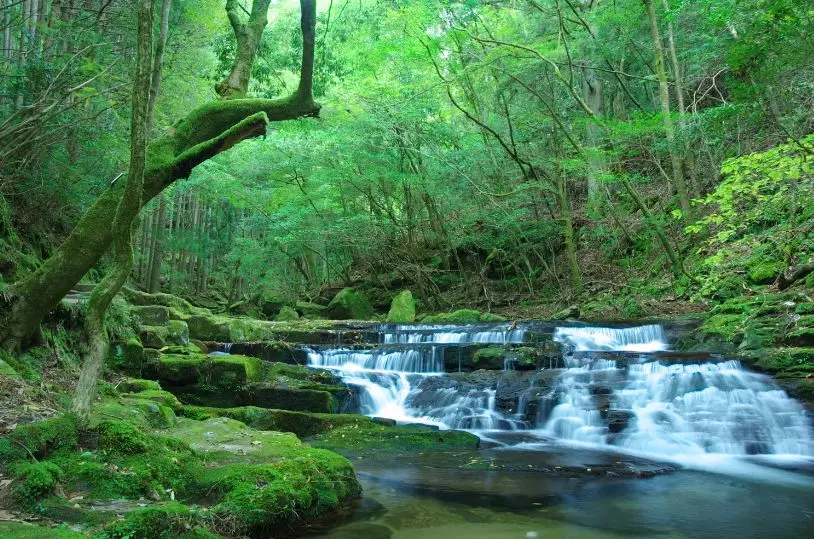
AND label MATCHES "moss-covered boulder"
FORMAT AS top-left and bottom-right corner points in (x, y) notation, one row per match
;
(139, 325), (169, 349)
(131, 305), (170, 326)
(0, 523), (86, 538)
(165, 417), (361, 536)
(386, 290), (416, 323)
(121, 389), (183, 412)
(326, 288), (374, 320)
(182, 406), (481, 456)
(237, 383), (343, 413)
(472, 346), (508, 370)
(274, 305), (300, 321)
(109, 338), (145, 374)
(210, 354), (263, 387)
(94, 397), (178, 429)
(167, 319), (190, 346)
(295, 300), (328, 318)
(187, 314), (231, 342)
(119, 378), (162, 393)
